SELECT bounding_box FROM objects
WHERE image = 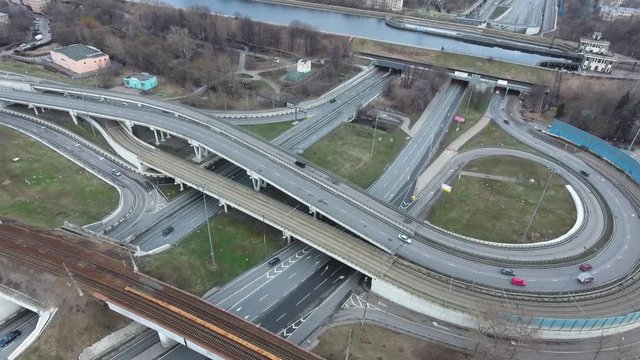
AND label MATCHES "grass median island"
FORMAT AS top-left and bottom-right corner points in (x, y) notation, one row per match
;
(0, 125), (118, 228)
(313, 323), (467, 360)
(303, 123), (407, 188)
(244, 120), (299, 141)
(427, 156), (576, 243)
(461, 121), (541, 154)
(139, 210), (285, 295)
